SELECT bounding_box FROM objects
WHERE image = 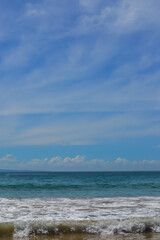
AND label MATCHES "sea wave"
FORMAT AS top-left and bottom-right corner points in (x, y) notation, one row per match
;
(1, 197), (160, 237)
(1, 218), (160, 237)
